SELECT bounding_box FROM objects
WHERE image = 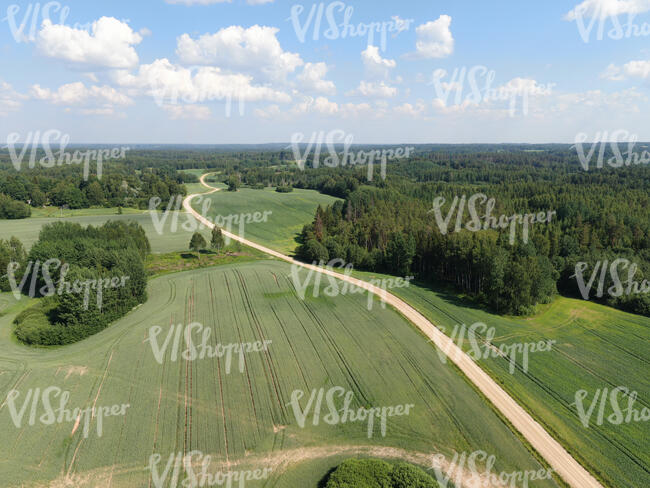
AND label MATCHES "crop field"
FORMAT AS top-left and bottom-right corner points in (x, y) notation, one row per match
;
(0, 261), (559, 488)
(352, 270), (650, 488)
(193, 187), (649, 488)
(191, 186), (341, 255)
(2, 212), (208, 254)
